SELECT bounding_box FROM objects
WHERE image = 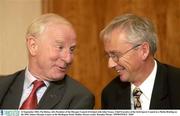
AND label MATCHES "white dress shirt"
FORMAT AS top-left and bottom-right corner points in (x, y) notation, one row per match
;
(131, 60), (157, 110)
(19, 68), (49, 108)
